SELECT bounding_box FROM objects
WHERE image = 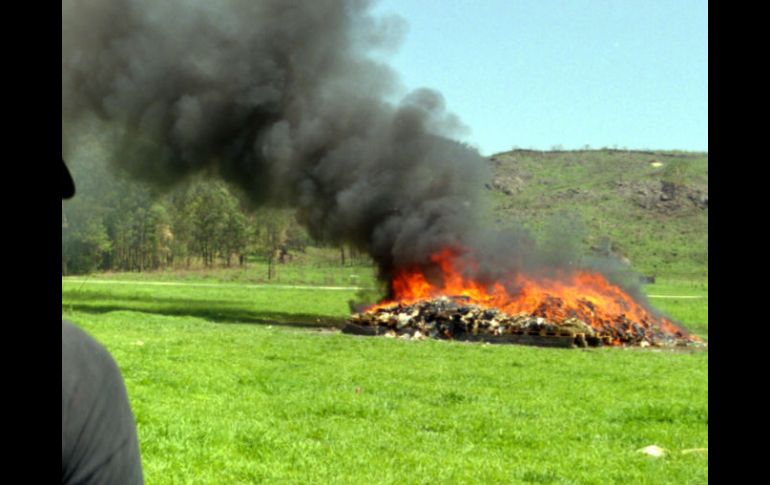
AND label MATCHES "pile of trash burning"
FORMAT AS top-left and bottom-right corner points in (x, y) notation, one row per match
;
(345, 296), (700, 349)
